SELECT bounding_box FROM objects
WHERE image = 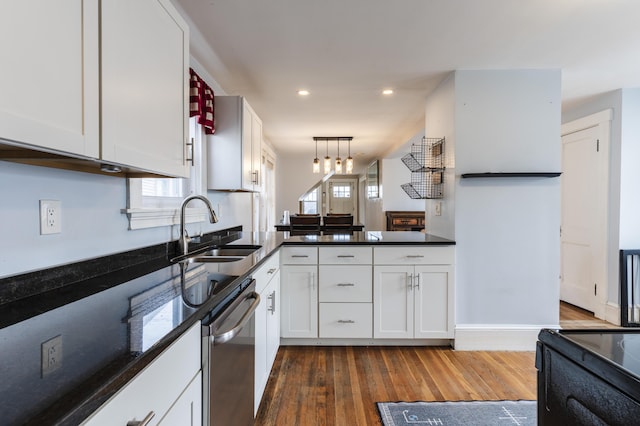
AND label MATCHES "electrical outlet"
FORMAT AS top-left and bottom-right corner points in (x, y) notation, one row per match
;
(435, 202), (442, 216)
(40, 200), (61, 234)
(41, 335), (63, 376)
